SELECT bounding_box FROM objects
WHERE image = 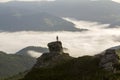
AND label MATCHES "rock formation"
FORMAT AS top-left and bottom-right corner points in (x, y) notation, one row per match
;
(99, 49), (120, 72)
(48, 41), (63, 54)
(33, 41), (72, 68)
